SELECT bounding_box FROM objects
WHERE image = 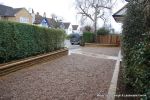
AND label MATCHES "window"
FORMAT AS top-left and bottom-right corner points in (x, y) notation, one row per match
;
(20, 17), (29, 23)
